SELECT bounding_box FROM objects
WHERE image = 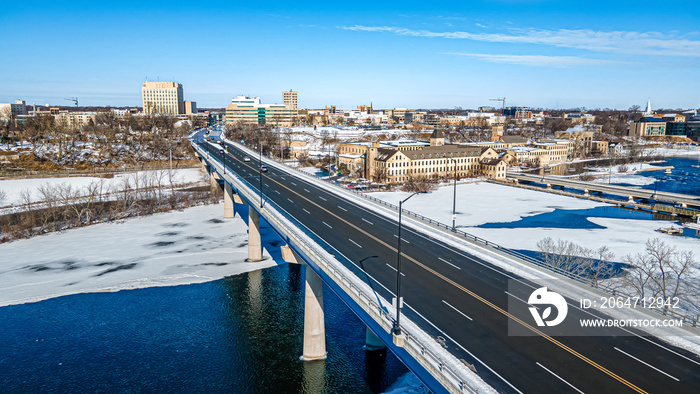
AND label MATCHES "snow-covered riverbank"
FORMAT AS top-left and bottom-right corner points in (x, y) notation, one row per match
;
(371, 181), (699, 261)
(0, 203), (274, 307)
